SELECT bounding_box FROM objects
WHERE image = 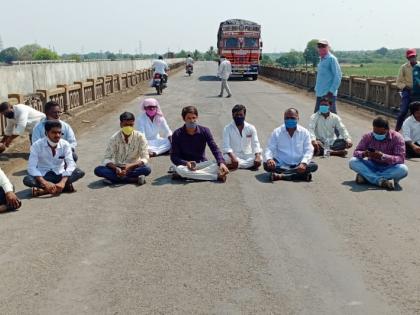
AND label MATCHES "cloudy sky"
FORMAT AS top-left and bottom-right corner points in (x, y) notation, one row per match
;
(1, 0), (419, 54)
